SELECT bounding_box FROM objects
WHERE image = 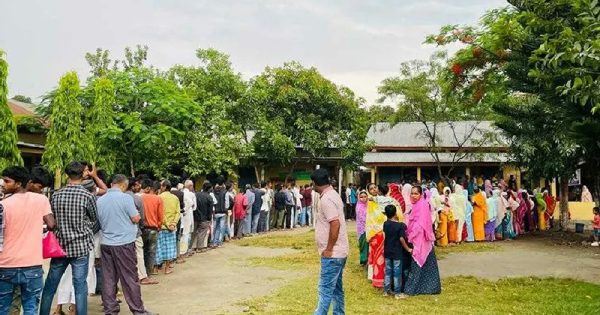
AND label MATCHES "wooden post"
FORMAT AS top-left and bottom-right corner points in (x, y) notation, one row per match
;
(417, 167), (422, 182)
(54, 169), (61, 190)
(465, 167), (471, 177)
(551, 179), (557, 196)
